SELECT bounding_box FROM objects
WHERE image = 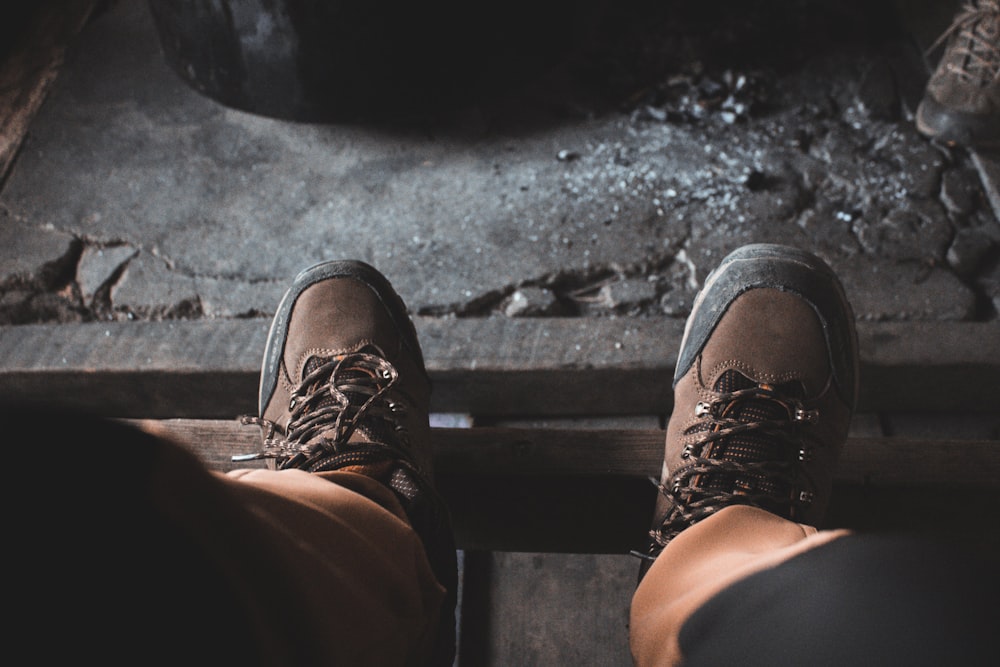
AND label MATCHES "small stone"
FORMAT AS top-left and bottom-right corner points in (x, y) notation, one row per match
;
(939, 168), (978, 218)
(600, 279), (658, 312)
(947, 228), (995, 279)
(77, 243), (139, 303)
(503, 286), (562, 317)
